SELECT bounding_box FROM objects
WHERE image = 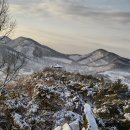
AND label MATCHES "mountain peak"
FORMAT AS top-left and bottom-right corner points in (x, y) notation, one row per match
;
(0, 36), (12, 44)
(16, 36), (32, 40)
(7, 36), (68, 59)
(15, 37), (38, 43)
(94, 49), (108, 53)
(87, 48), (109, 59)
